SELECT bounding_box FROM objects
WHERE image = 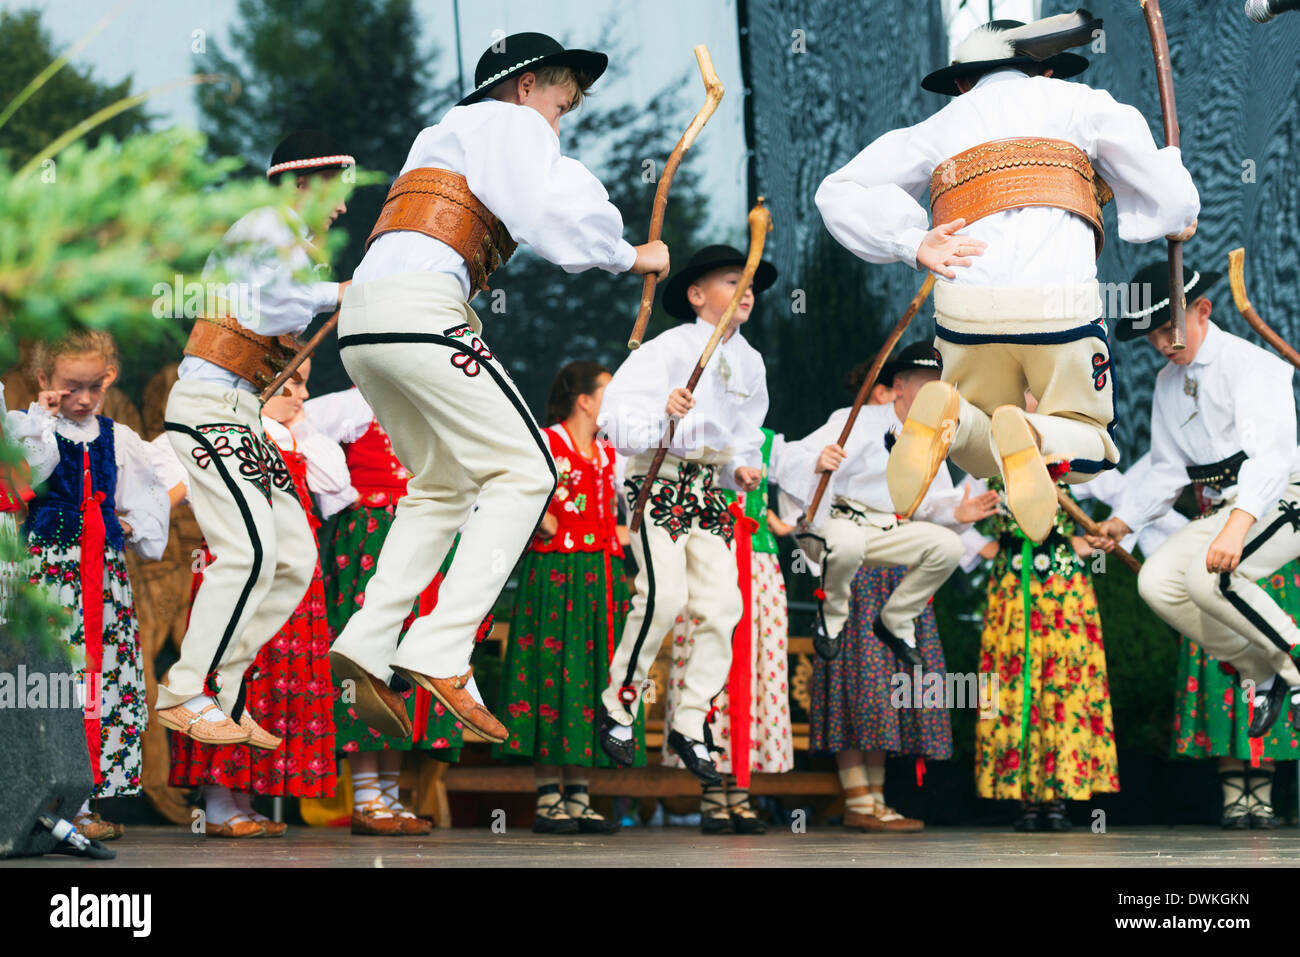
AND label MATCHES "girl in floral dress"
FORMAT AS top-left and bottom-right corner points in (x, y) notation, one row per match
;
(6, 331), (171, 841)
(972, 471), (1118, 831)
(494, 360), (640, 834)
(169, 359), (347, 837)
(307, 385), (467, 835)
(662, 428), (792, 834)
